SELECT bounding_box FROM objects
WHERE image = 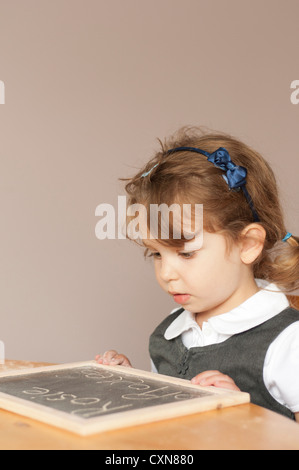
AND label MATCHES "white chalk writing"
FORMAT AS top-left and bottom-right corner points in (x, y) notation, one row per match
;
(15, 367), (209, 420)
